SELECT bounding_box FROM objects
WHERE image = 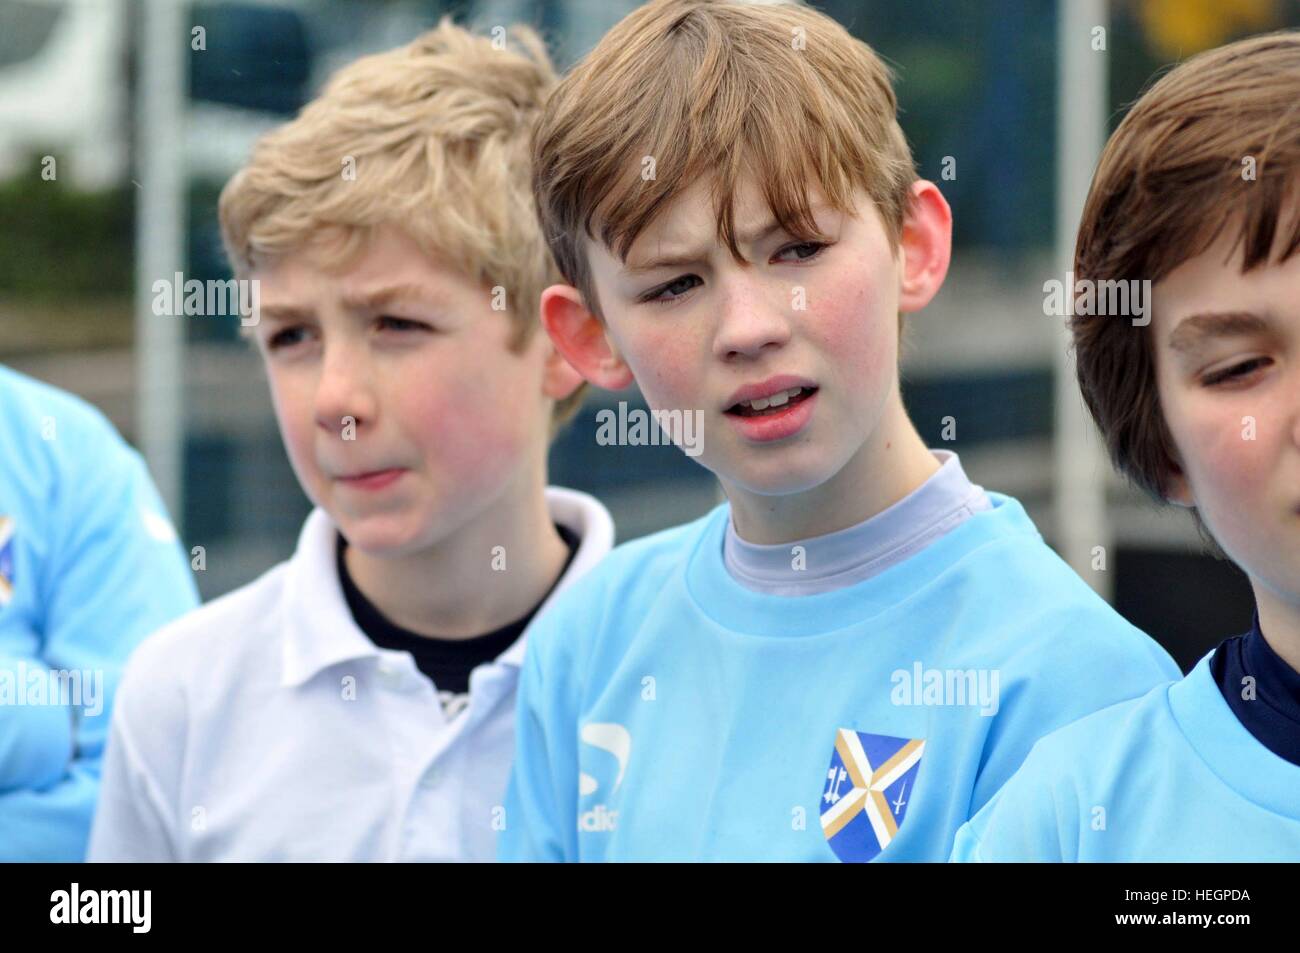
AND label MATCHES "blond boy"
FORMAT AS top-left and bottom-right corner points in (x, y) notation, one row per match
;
(87, 20), (613, 862)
